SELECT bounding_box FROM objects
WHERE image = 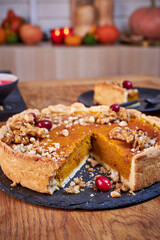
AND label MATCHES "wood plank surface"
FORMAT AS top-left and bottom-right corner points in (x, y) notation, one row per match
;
(0, 75), (160, 240)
